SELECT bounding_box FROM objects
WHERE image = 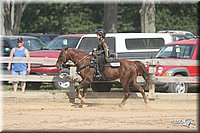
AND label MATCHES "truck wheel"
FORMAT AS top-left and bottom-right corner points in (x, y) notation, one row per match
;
(53, 69), (71, 90)
(167, 75), (188, 93)
(91, 83), (112, 92)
